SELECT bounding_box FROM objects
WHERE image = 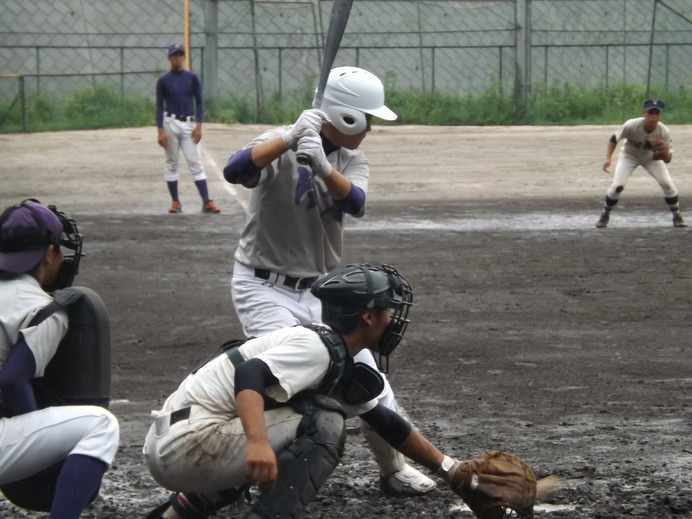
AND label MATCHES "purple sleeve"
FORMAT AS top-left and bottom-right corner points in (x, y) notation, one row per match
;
(224, 147), (262, 187)
(333, 184), (365, 216)
(0, 337), (38, 416)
